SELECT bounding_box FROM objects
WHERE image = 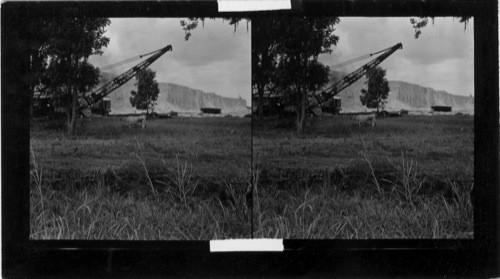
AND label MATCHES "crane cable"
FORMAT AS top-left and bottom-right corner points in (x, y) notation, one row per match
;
(253, 45), (395, 99)
(100, 47), (164, 71)
(330, 45), (394, 70)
